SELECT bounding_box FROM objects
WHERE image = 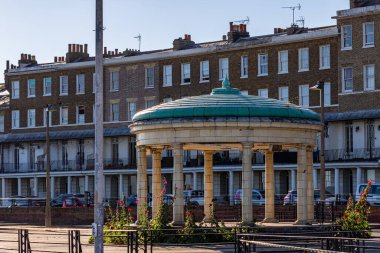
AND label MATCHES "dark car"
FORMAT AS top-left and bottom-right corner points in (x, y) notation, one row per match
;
(51, 193), (85, 207)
